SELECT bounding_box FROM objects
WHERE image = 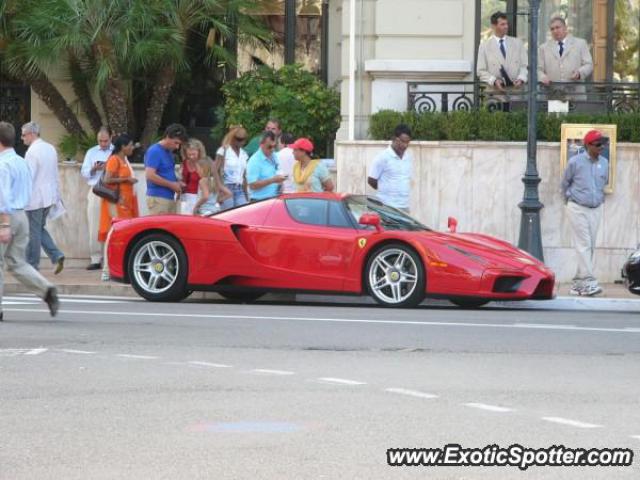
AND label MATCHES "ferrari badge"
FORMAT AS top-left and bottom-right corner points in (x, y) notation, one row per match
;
(358, 238), (367, 249)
